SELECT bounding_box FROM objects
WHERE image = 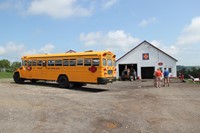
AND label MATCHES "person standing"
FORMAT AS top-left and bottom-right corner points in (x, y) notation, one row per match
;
(133, 69), (137, 80)
(129, 68), (134, 81)
(163, 68), (170, 86)
(154, 68), (162, 88)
